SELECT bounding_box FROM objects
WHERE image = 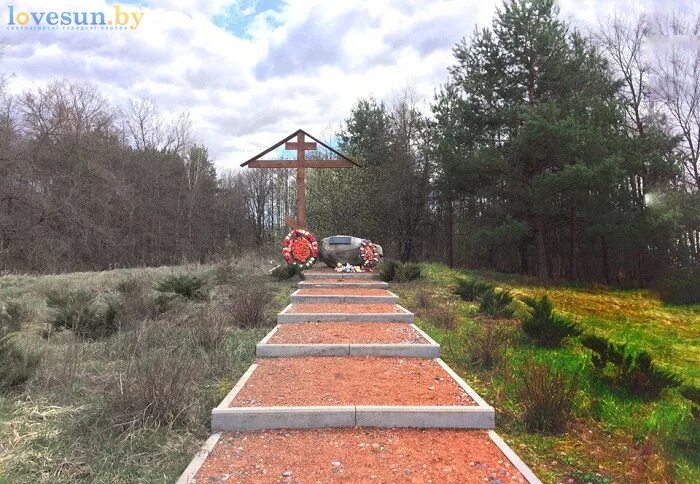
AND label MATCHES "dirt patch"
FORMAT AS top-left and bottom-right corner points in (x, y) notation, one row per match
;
(230, 357), (474, 406)
(269, 323), (428, 344)
(196, 428), (526, 483)
(297, 288), (392, 296)
(287, 303), (405, 314)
